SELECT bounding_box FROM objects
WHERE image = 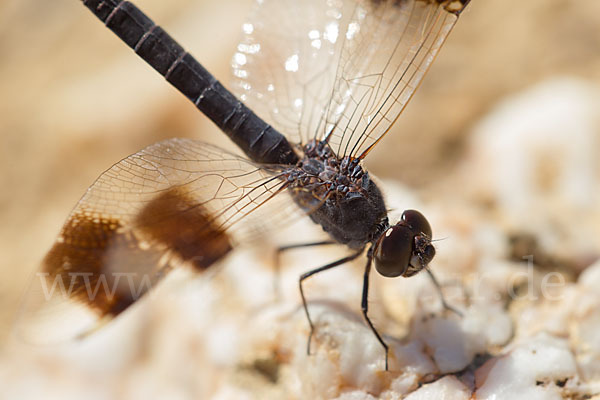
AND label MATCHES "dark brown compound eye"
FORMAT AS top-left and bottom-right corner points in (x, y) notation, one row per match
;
(401, 209), (432, 238)
(373, 210), (435, 278)
(373, 225), (413, 277)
